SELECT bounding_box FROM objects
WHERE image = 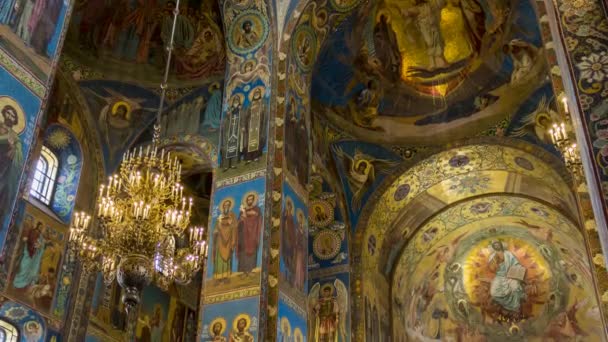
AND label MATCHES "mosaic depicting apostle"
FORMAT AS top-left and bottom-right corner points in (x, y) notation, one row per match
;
(0, 0), (66, 64)
(137, 304), (166, 342)
(212, 198), (237, 282)
(170, 303), (185, 342)
(229, 314), (254, 342)
(235, 20), (258, 49)
(10, 216), (63, 312)
(12, 220), (48, 289)
(201, 82), (223, 133)
(373, 14), (401, 76)
(308, 280), (348, 342)
(284, 96), (309, 185)
(281, 197), (296, 285)
(174, 13), (226, 80)
(70, 0), (225, 80)
(221, 95), (242, 170)
(241, 87), (266, 163)
(237, 191), (262, 276)
(279, 317), (291, 342)
(209, 318), (228, 342)
(184, 309), (197, 341)
(0, 98), (25, 228)
(350, 79), (381, 129)
(294, 209), (307, 291)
